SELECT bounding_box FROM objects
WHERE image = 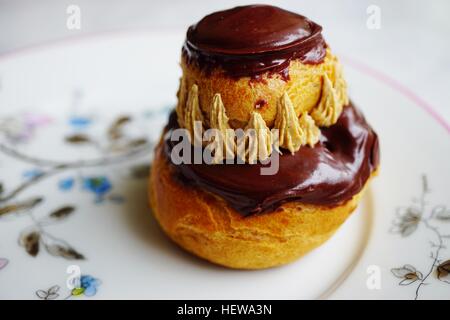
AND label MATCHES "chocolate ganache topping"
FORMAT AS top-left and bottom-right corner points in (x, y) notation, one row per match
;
(183, 5), (327, 78)
(164, 103), (380, 216)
